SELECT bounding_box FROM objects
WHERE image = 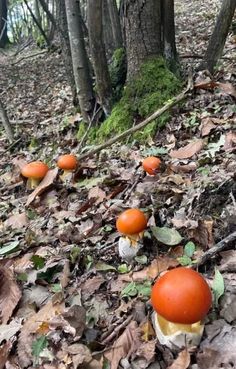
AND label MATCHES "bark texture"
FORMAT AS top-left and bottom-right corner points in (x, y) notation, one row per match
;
(65, 0), (94, 121)
(107, 0), (123, 49)
(161, 0), (178, 69)
(200, 0), (236, 73)
(0, 0), (8, 48)
(0, 99), (14, 142)
(122, 0), (162, 79)
(88, 0), (113, 115)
